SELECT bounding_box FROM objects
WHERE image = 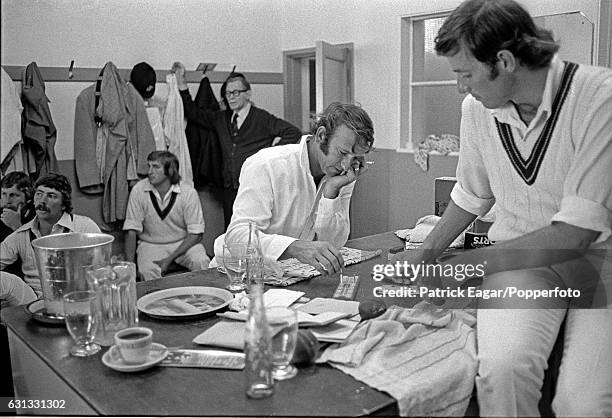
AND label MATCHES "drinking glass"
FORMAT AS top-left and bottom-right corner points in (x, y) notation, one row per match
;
(267, 306), (298, 380)
(63, 290), (101, 357)
(222, 243), (248, 292)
